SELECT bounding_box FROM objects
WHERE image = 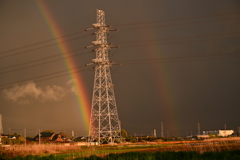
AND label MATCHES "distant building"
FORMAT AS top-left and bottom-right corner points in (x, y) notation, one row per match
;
(32, 132), (72, 143)
(196, 135), (209, 139)
(33, 132), (55, 142)
(203, 130), (234, 137)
